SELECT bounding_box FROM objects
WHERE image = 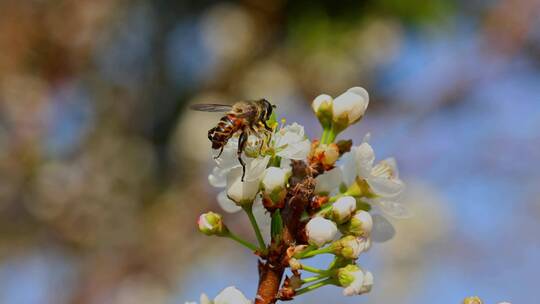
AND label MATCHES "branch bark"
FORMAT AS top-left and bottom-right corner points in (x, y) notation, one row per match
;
(255, 160), (315, 304)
